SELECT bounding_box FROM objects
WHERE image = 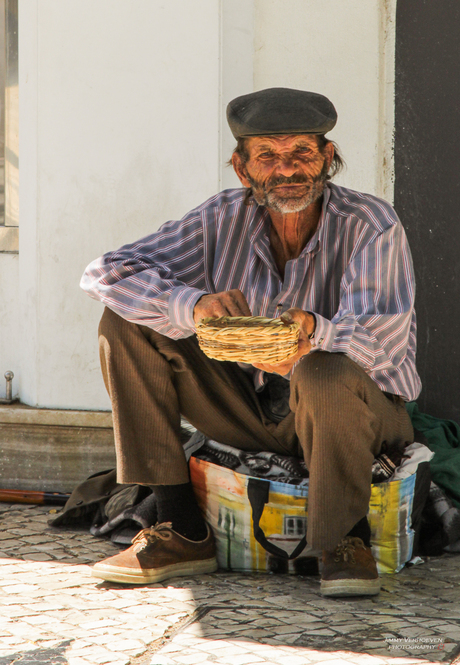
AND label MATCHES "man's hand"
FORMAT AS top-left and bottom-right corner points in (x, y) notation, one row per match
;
(193, 289), (252, 324)
(253, 308), (316, 376)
